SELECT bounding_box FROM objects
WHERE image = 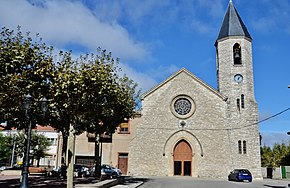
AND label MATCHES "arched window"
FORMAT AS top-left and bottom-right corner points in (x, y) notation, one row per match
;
(241, 94), (245, 109)
(233, 43), (241, 65)
(243, 140), (247, 154)
(238, 140), (242, 154)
